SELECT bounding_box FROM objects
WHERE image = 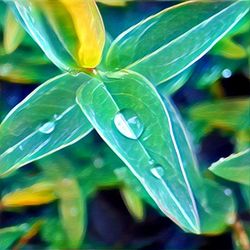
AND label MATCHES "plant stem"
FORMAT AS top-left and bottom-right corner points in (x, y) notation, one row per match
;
(232, 219), (250, 250)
